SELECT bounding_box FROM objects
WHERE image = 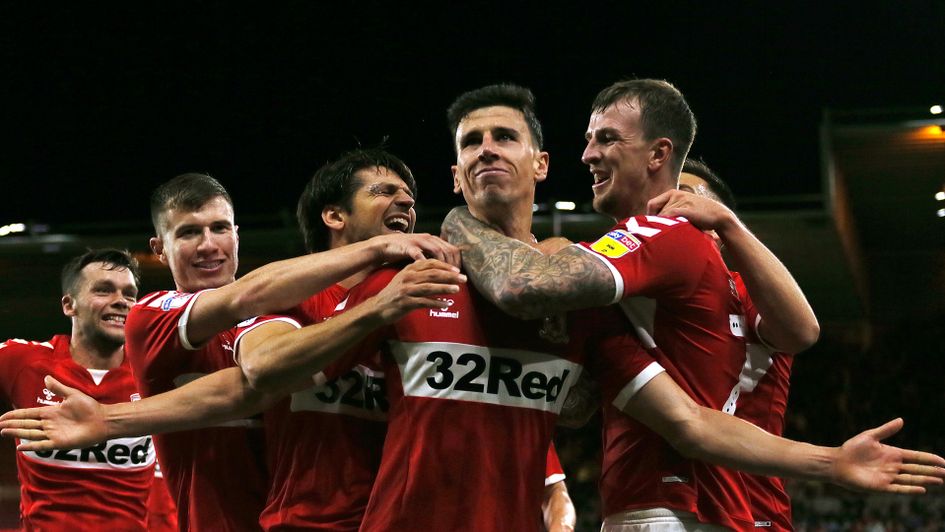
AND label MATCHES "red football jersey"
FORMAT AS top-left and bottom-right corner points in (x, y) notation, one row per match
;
(147, 464), (179, 532)
(0, 335), (155, 531)
(578, 215), (754, 531)
(231, 285), (388, 532)
(329, 267), (653, 532)
(545, 443), (565, 486)
(126, 291), (268, 532)
(732, 272), (794, 531)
